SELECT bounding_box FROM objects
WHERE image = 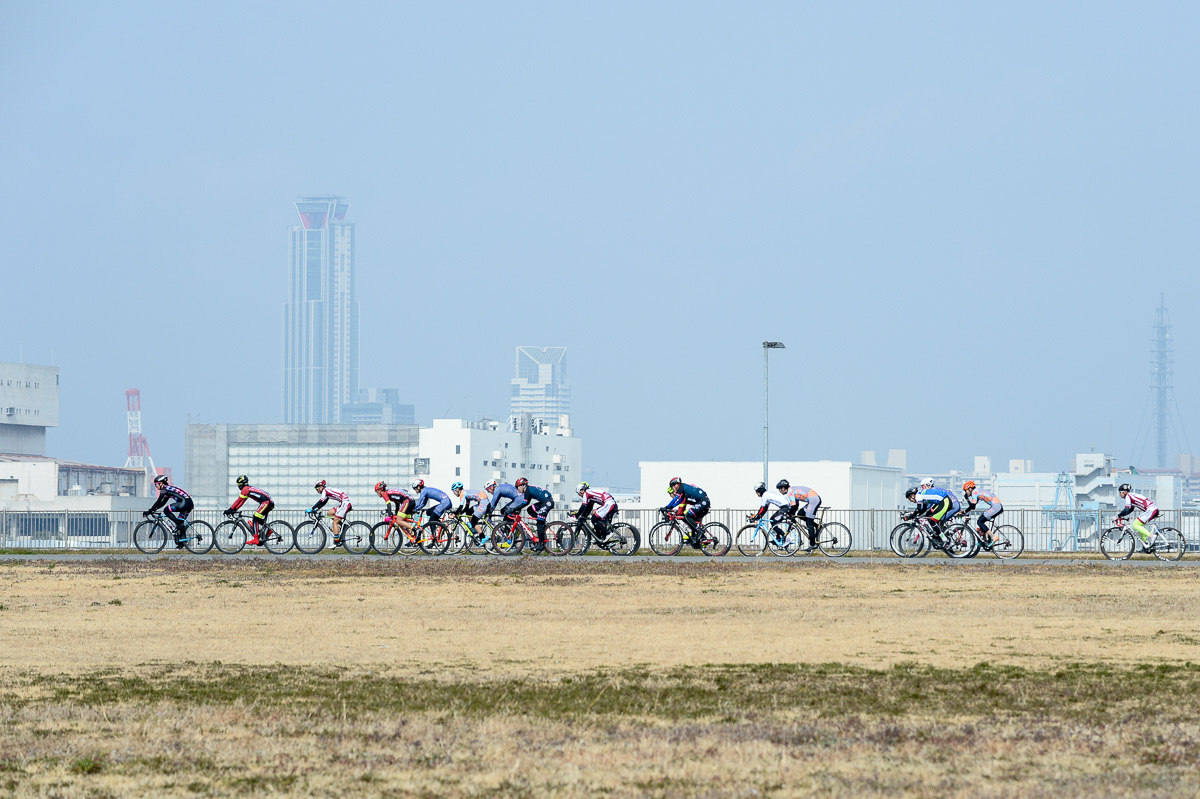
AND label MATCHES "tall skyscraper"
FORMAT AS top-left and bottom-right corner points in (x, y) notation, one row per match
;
(282, 195), (358, 424)
(510, 346), (570, 428)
